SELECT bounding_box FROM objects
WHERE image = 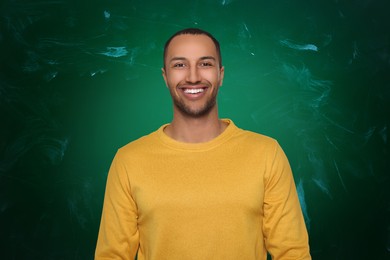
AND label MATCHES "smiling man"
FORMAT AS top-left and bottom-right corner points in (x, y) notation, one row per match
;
(162, 31), (226, 143)
(95, 28), (311, 260)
